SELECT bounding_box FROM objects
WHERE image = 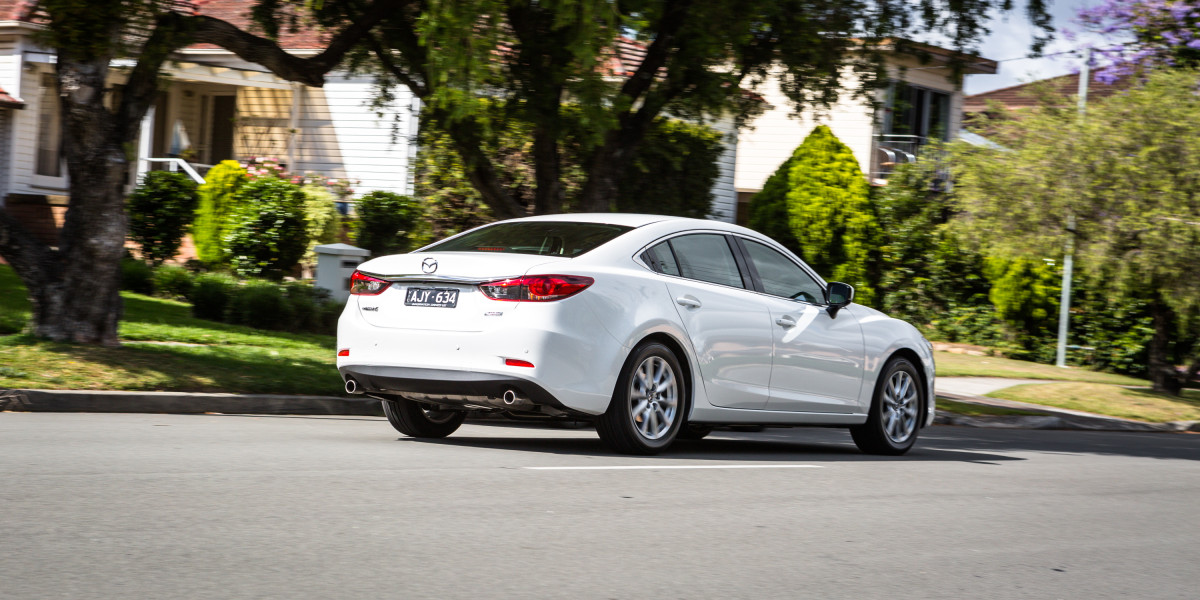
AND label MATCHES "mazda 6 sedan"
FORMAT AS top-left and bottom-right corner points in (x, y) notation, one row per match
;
(337, 214), (934, 455)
